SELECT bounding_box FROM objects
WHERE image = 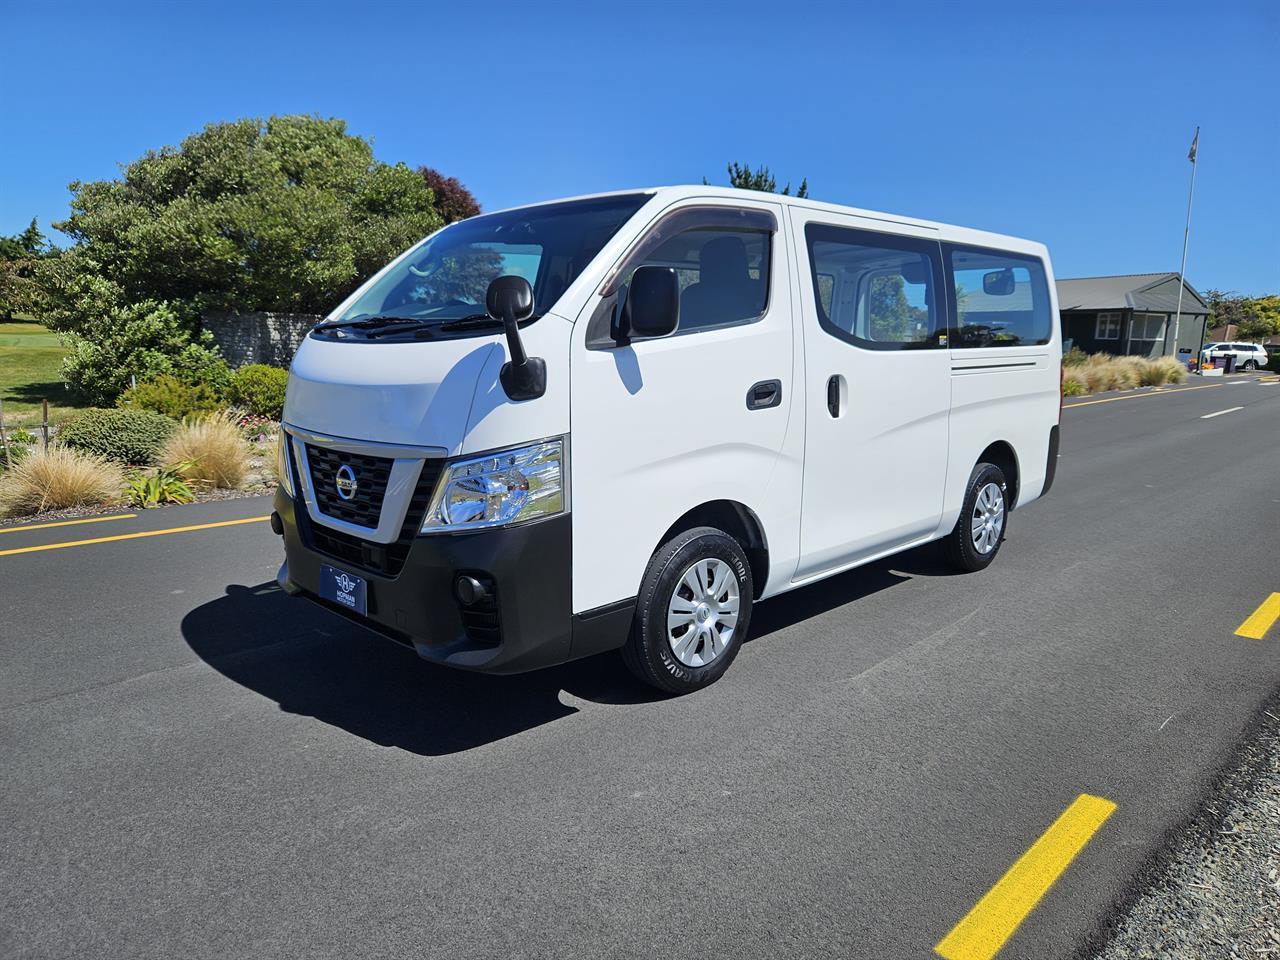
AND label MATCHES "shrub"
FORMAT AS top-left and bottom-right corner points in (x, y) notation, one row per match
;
(0, 446), (123, 516)
(59, 408), (176, 465)
(1062, 346), (1089, 367)
(1062, 373), (1085, 397)
(1267, 351), (1280, 373)
(125, 464), (196, 508)
(161, 412), (249, 489)
(1133, 357), (1188, 386)
(7, 428), (38, 445)
(119, 375), (223, 420)
(228, 364), (288, 419)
